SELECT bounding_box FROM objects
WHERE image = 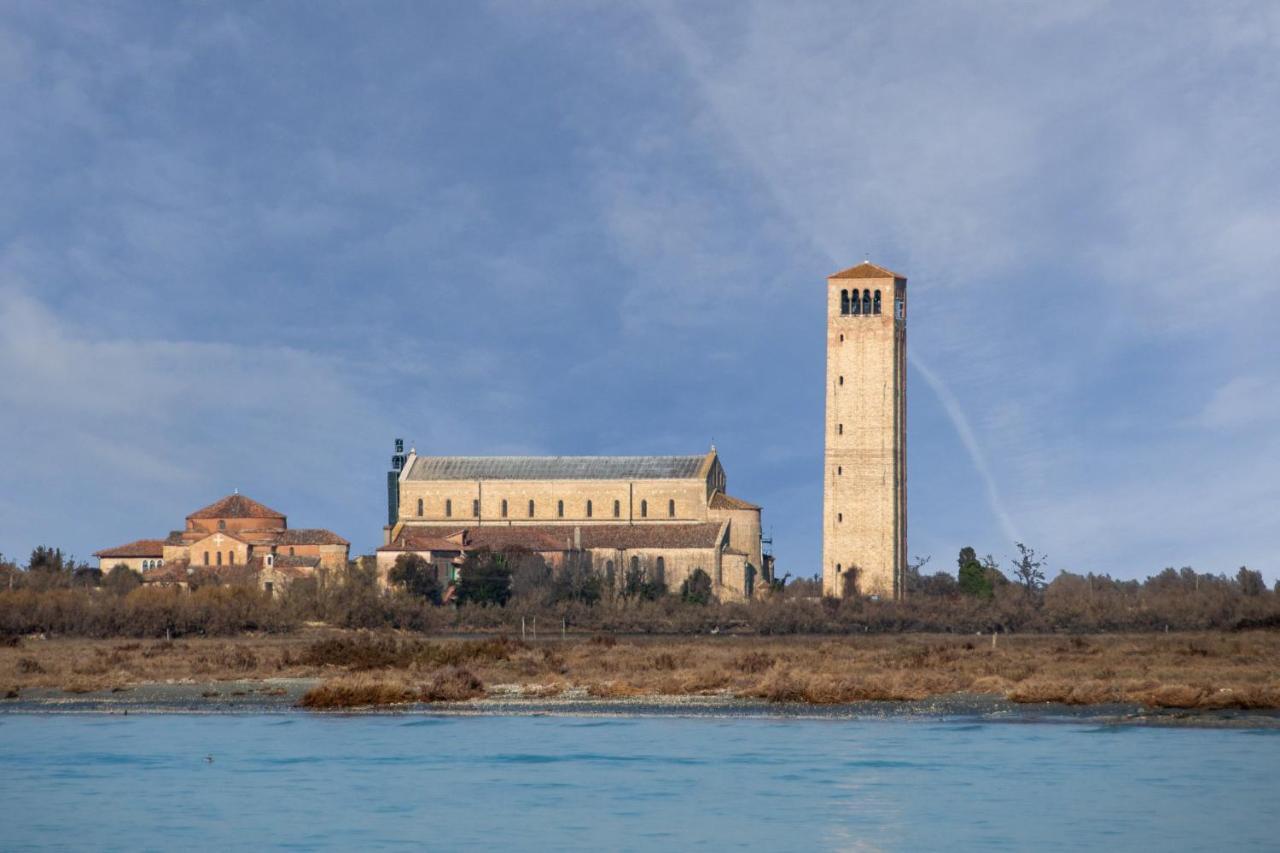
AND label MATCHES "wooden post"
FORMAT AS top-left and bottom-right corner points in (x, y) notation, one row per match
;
(991, 632), (997, 649)
(562, 618), (566, 641)
(521, 617), (526, 641)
